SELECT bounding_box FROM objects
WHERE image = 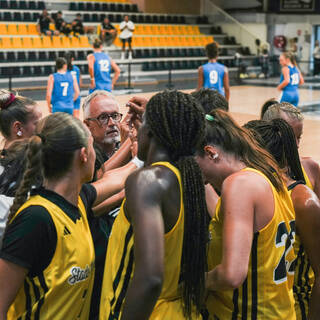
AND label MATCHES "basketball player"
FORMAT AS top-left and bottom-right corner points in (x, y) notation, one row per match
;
(87, 39), (120, 94)
(197, 42), (230, 101)
(65, 52), (82, 118)
(245, 118), (320, 320)
(0, 113), (140, 319)
(278, 52), (304, 106)
(262, 103), (320, 199)
(100, 91), (208, 319)
(196, 110), (296, 319)
(46, 57), (80, 115)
